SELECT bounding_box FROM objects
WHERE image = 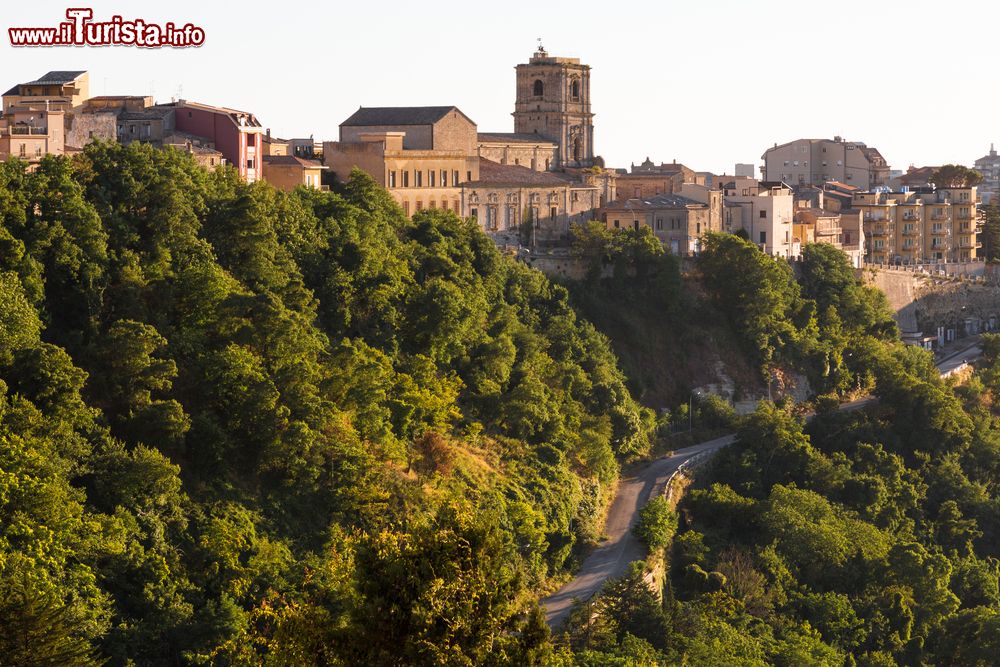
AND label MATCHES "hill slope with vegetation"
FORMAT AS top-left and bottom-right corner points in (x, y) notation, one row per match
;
(0, 143), (655, 664)
(560, 234), (1000, 666)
